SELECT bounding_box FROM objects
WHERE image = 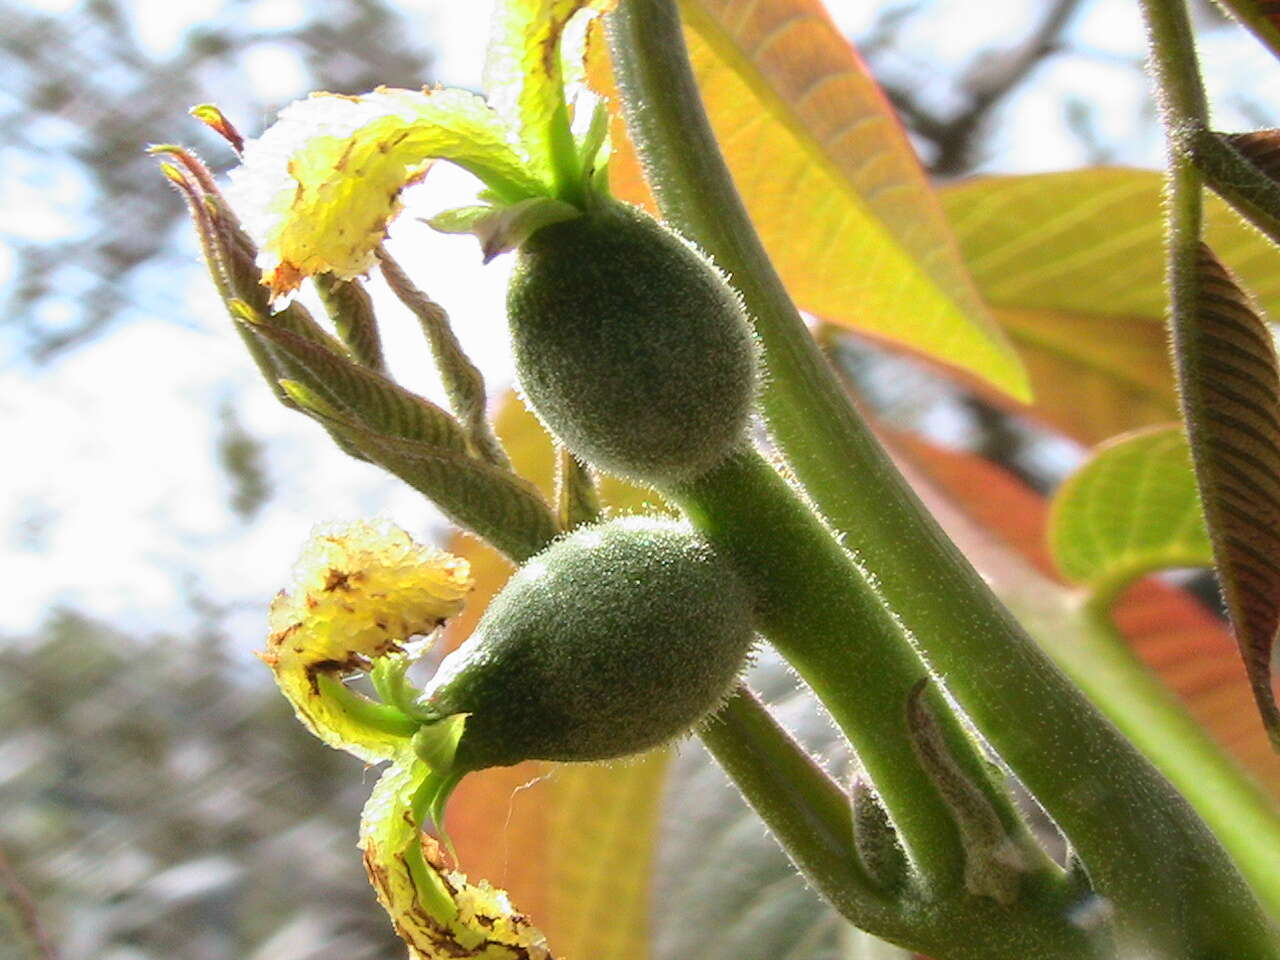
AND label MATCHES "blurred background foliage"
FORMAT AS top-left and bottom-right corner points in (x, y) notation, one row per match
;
(0, 0), (434, 359)
(0, 0), (1271, 957)
(0, 610), (402, 959)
